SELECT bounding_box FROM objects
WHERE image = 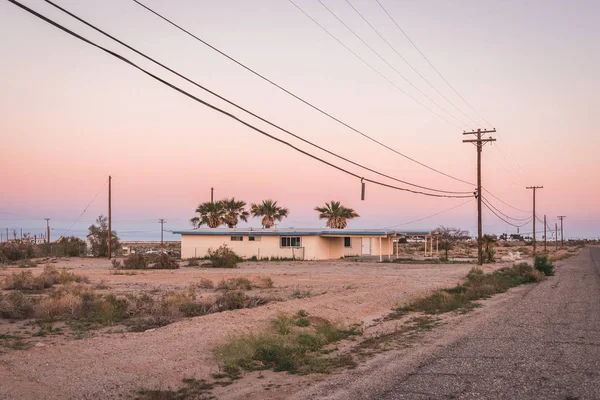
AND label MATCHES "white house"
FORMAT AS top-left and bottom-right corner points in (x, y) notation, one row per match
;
(173, 228), (437, 261)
